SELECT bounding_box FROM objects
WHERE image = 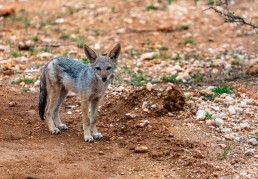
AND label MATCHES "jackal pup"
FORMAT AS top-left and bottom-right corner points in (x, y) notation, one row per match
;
(39, 43), (121, 142)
